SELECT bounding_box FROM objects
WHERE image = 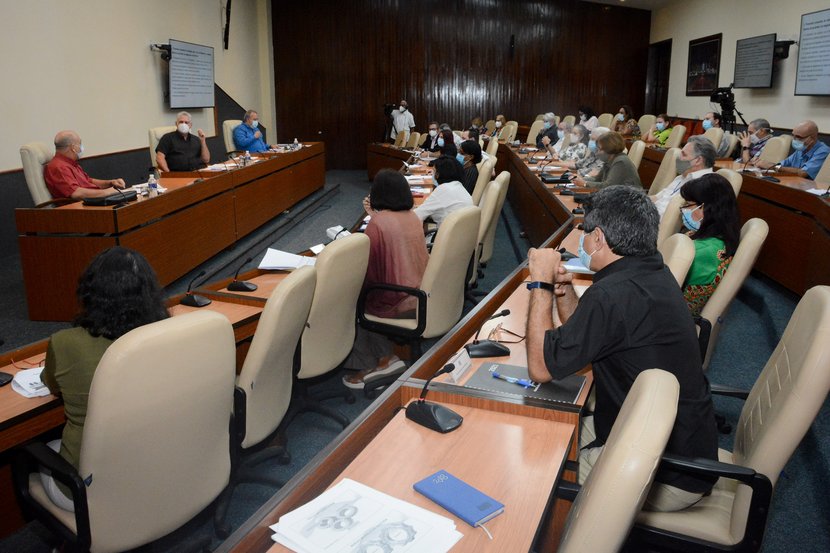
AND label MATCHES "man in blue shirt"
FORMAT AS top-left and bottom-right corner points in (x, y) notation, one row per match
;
(232, 110), (275, 153)
(759, 120), (829, 180)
